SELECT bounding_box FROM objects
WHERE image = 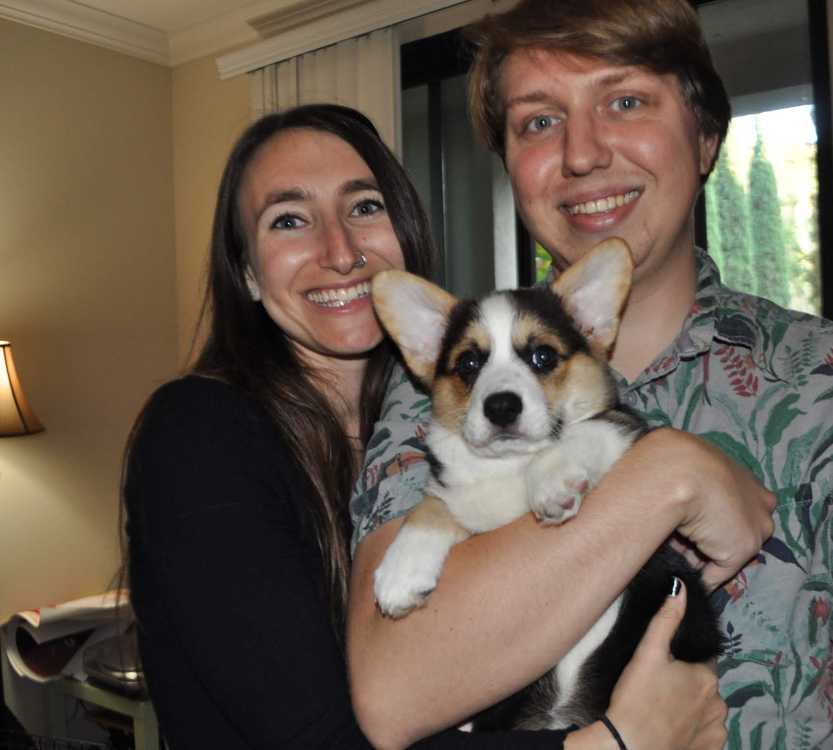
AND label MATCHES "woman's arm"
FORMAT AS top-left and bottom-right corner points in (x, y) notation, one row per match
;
(347, 428), (774, 749)
(567, 581), (727, 750)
